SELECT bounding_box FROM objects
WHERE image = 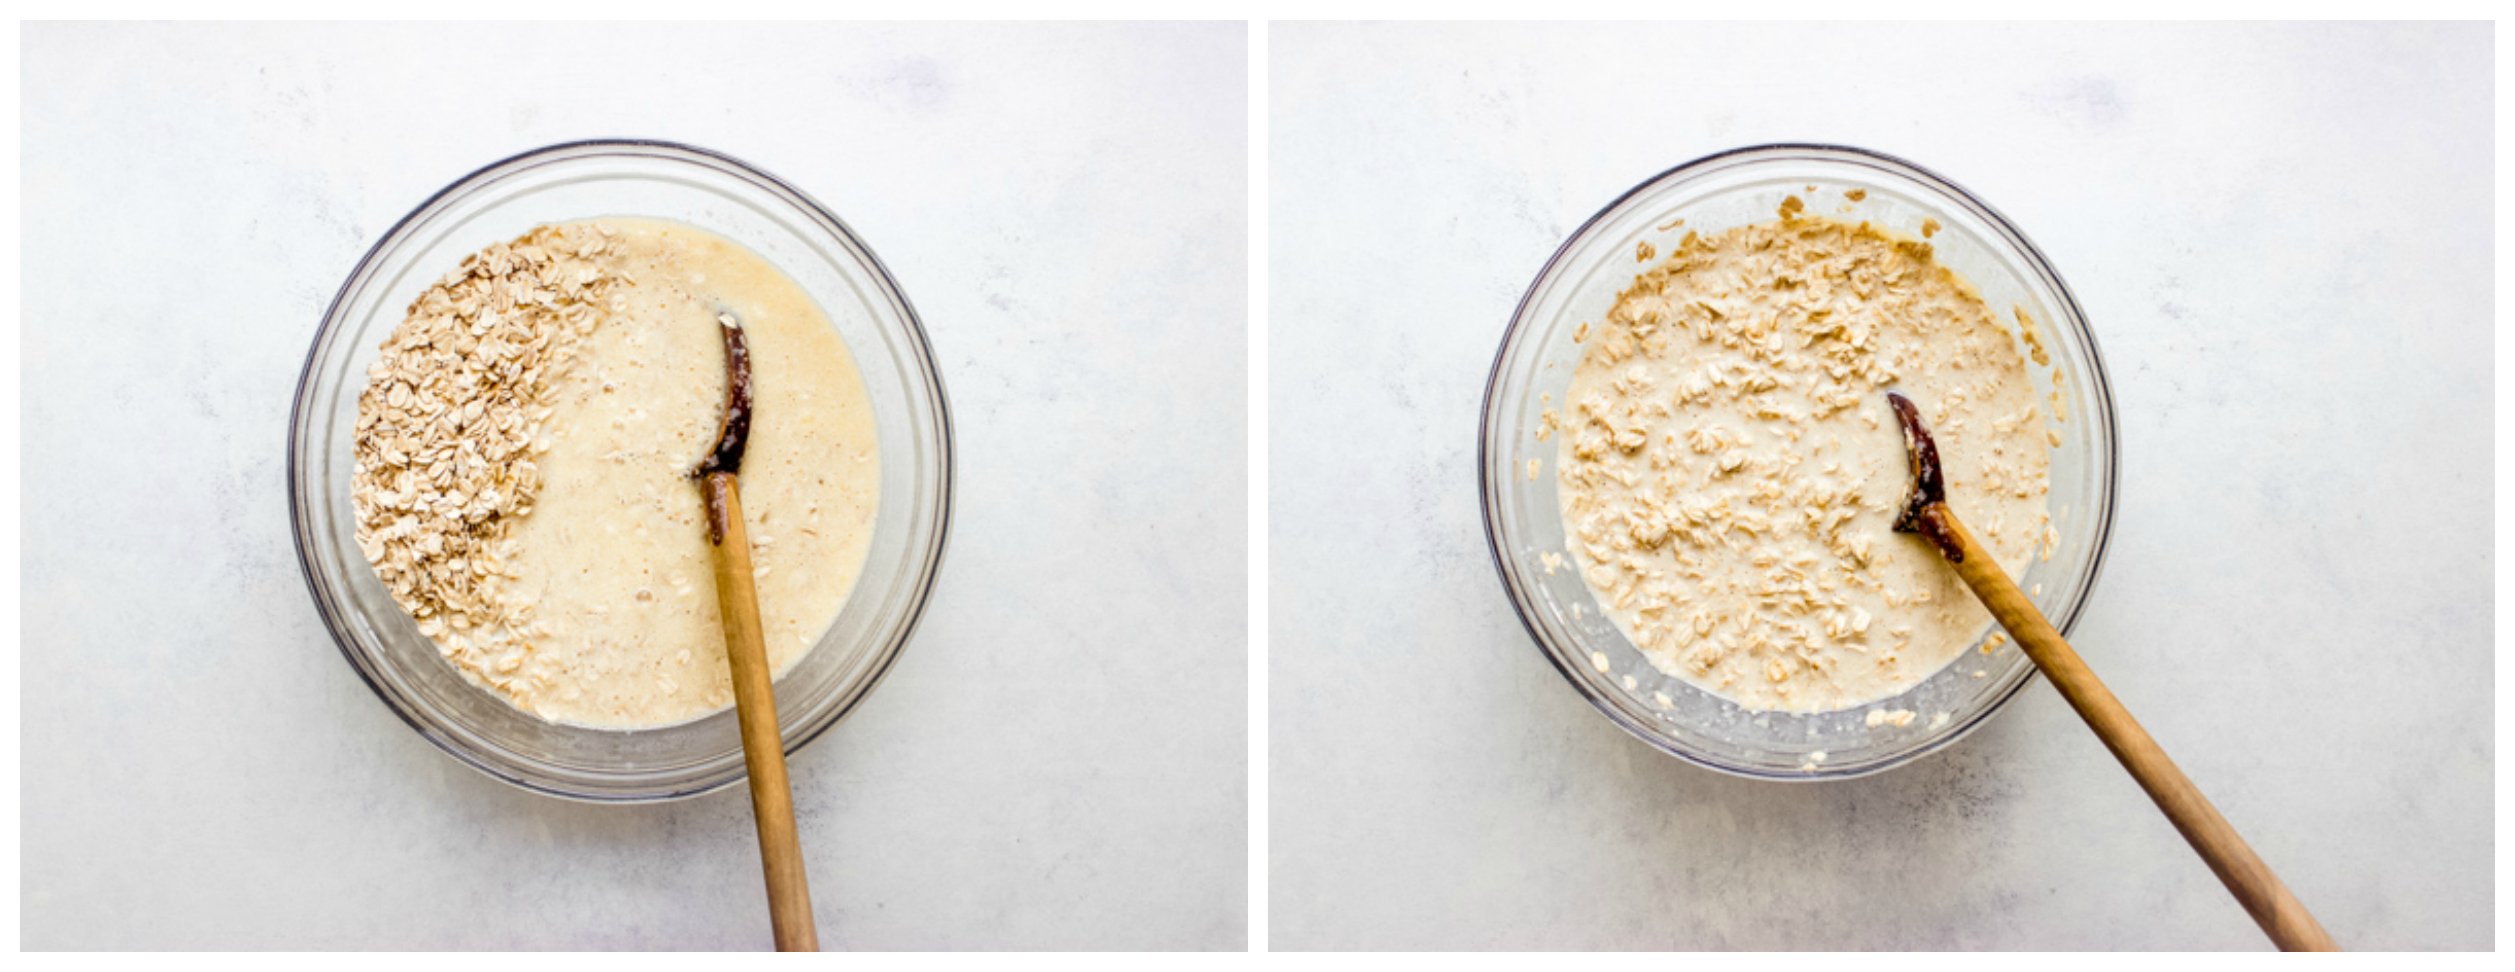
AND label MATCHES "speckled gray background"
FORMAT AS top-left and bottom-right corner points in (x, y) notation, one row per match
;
(1268, 22), (2491, 949)
(22, 22), (1246, 949)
